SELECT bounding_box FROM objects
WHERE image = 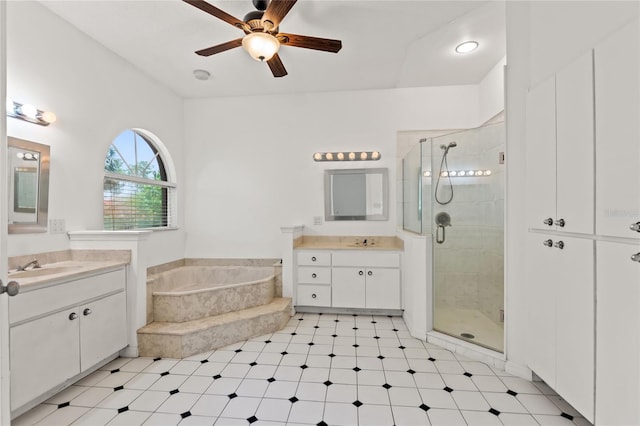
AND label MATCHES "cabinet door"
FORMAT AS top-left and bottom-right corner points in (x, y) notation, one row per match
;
(594, 18), (640, 239)
(554, 237), (594, 423)
(525, 76), (557, 230)
(596, 241), (640, 425)
(555, 51), (594, 234)
(525, 233), (558, 387)
(80, 292), (127, 372)
(332, 268), (365, 308)
(365, 268), (400, 309)
(10, 308), (80, 411)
